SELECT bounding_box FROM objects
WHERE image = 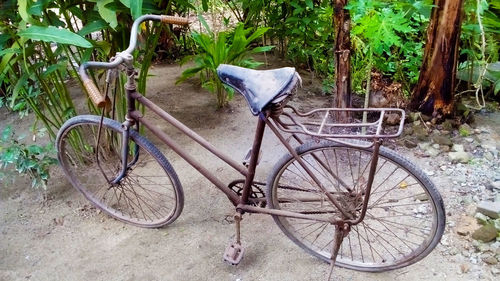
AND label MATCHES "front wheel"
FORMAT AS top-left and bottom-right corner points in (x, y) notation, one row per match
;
(56, 115), (184, 228)
(266, 141), (445, 272)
